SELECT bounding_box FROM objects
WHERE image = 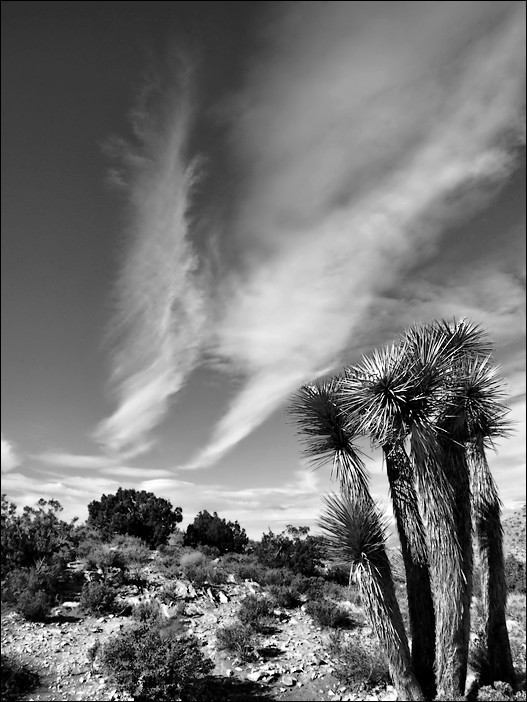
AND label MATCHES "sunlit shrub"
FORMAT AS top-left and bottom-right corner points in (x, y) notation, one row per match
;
(80, 581), (117, 615)
(216, 623), (257, 662)
(102, 623), (213, 701)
